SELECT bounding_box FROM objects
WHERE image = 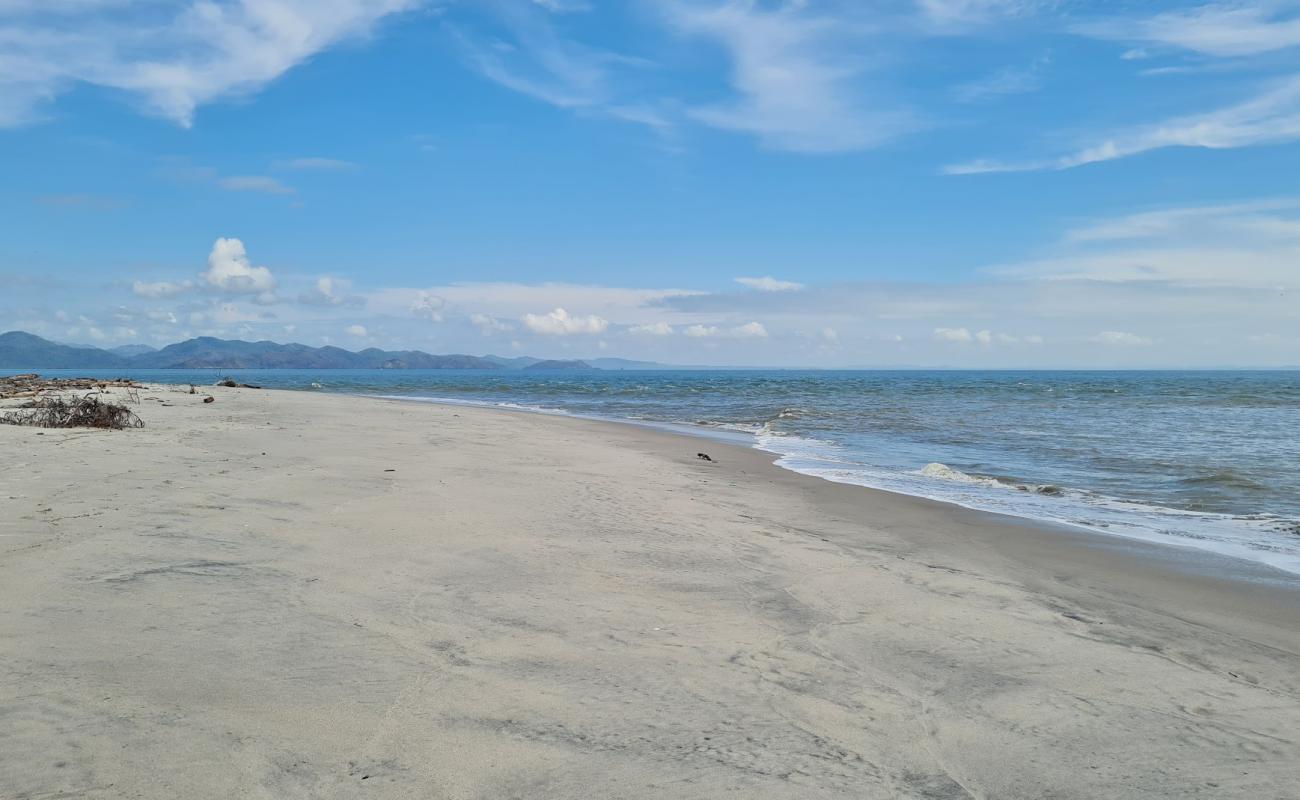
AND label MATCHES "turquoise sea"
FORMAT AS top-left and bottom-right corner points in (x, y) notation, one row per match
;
(16, 368), (1300, 575)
